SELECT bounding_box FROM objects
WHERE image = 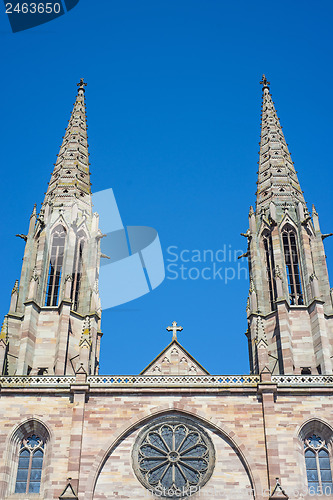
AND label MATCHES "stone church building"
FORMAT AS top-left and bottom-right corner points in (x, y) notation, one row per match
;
(0, 76), (332, 500)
